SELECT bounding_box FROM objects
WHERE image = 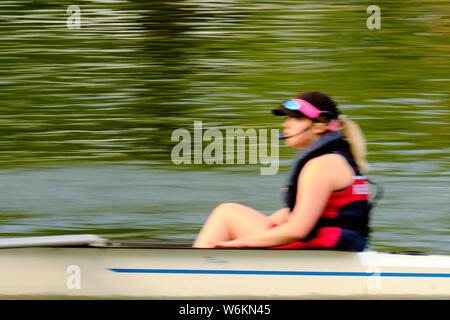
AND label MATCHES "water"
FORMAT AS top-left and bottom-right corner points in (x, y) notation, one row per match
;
(0, 1), (448, 254)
